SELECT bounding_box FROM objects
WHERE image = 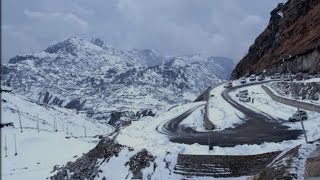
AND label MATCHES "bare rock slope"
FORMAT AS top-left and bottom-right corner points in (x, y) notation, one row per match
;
(232, 0), (320, 78)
